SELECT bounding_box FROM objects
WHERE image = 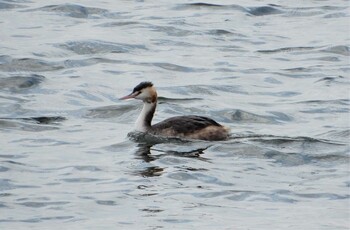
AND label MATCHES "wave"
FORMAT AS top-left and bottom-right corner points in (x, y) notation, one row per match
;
(0, 74), (44, 91)
(56, 40), (146, 55)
